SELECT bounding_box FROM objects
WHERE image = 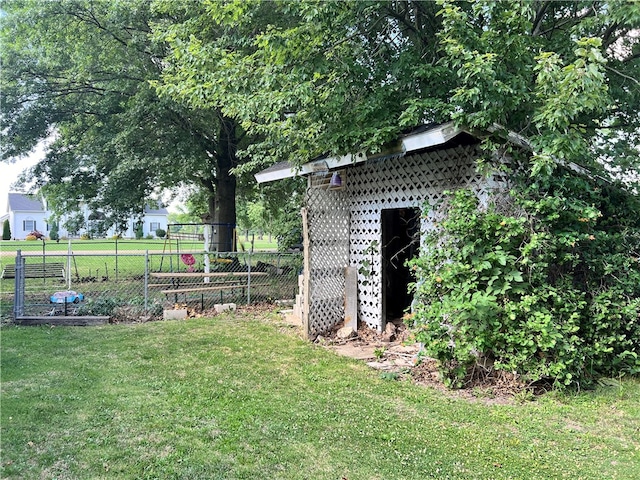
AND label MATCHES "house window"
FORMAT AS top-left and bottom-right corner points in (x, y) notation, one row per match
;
(23, 220), (36, 231)
(150, 222), (160, 233)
